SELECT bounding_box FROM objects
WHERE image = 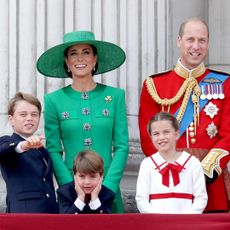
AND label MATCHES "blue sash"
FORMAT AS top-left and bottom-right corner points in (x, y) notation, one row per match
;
(174, 72), (229, 138)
